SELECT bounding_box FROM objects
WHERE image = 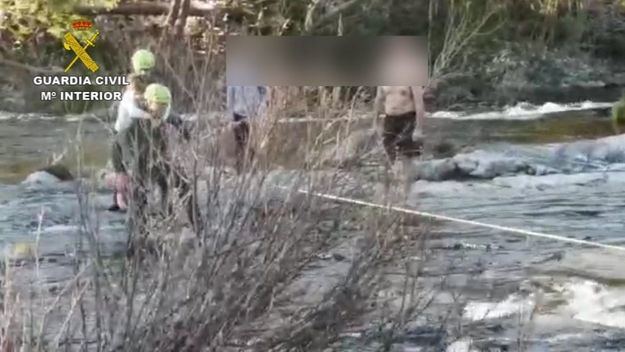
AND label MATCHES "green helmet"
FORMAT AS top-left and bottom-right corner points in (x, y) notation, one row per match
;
(131, 49), (156, 74)
(144, 83), (171, 105)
